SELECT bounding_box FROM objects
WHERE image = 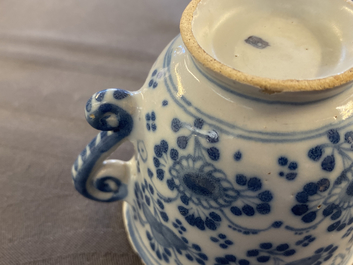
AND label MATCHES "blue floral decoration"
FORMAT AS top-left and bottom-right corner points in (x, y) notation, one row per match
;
(210, 233), (234, 249)
(212, 239), (338, 265)
(278, 156), (298, 181)
(148, 69), (164, 89)
(146, 112), (157, 132)
(287, 129), (353, 235)
(244, 241), (337, 265)
(145, 117), (281, 235)
(171, 118), (220, 161)
(133, 181), (209, 265)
